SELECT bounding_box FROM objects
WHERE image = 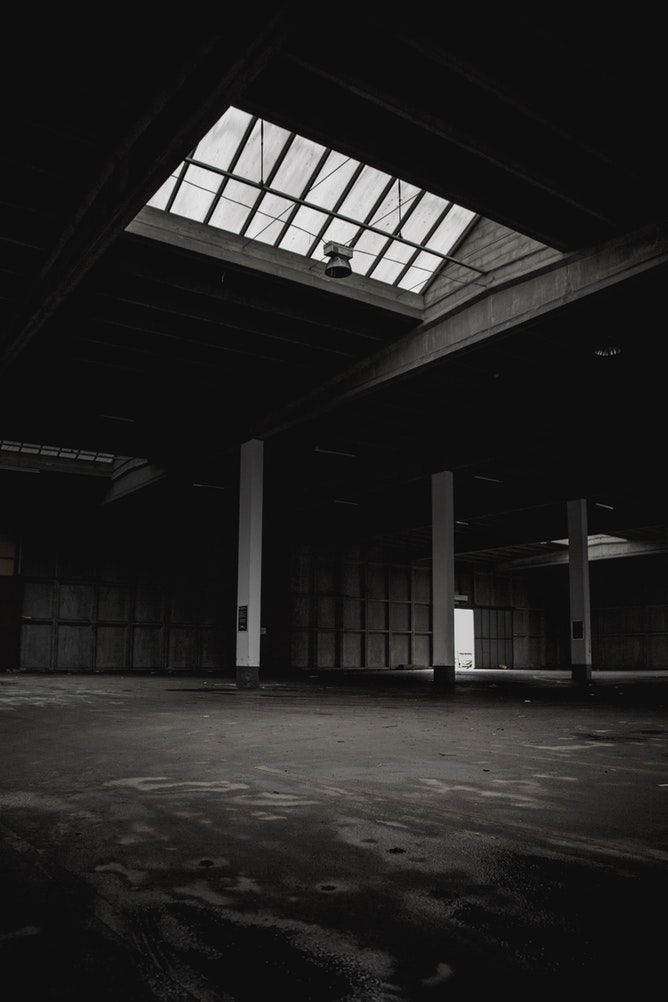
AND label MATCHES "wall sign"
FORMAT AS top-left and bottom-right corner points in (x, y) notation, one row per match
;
(238, 605), (248, 631)
(572, 620), (584, 640)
